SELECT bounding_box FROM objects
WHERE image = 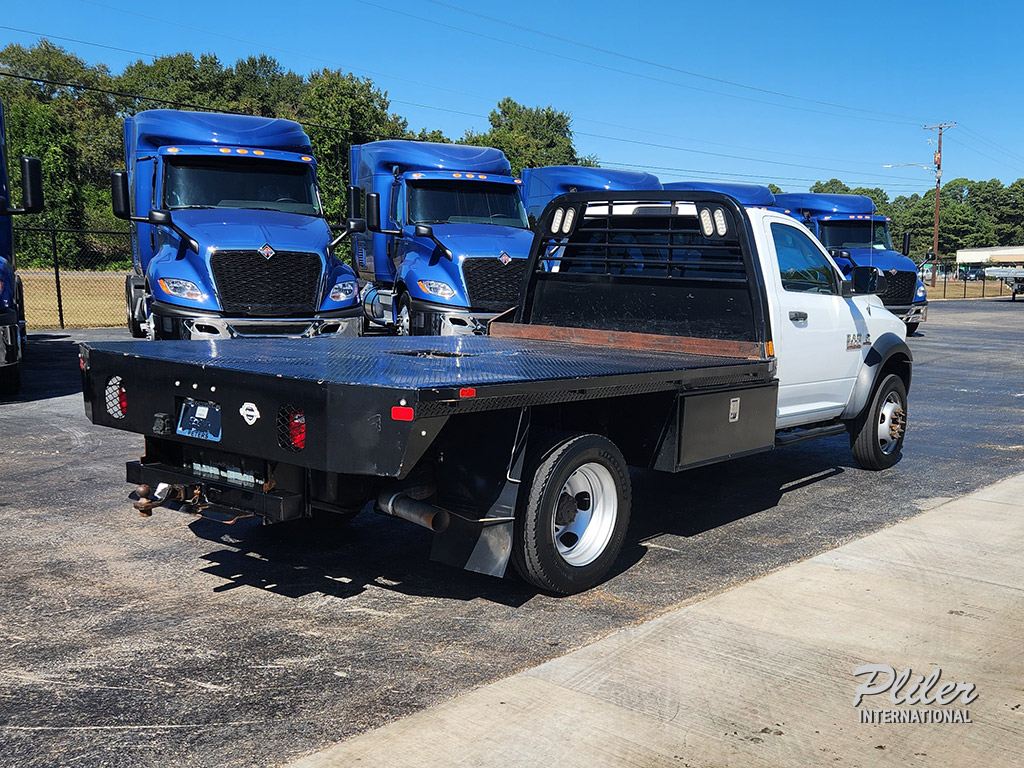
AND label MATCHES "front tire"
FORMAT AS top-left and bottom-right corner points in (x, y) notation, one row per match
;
(512, 433), (631, 595)
(850, 373), (907, 470)
(125, 276), (145, 338)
